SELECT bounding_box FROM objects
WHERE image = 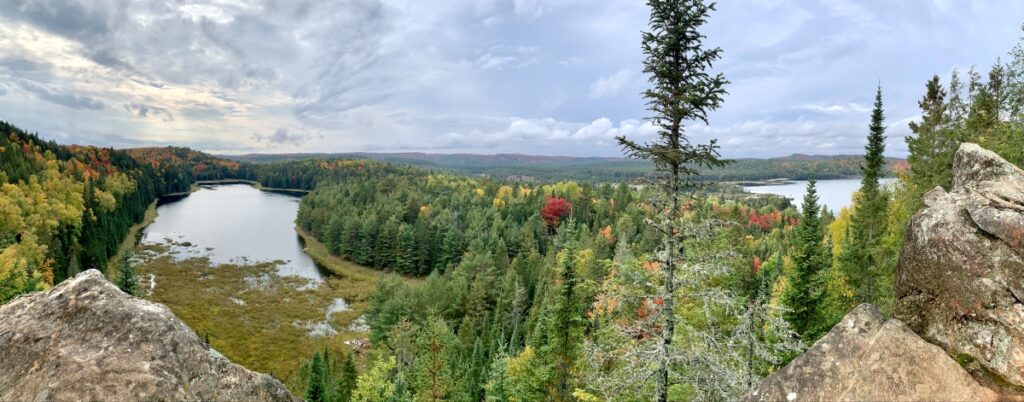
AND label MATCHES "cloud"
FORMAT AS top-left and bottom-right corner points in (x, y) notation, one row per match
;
(799, 102), (871, 115)
(589, 69), (634, 99)
(124, 102), (174, 122)
(18, 81), (105, 110)
(1, 0), (1023, 157)
(251, 128), (313, 146)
